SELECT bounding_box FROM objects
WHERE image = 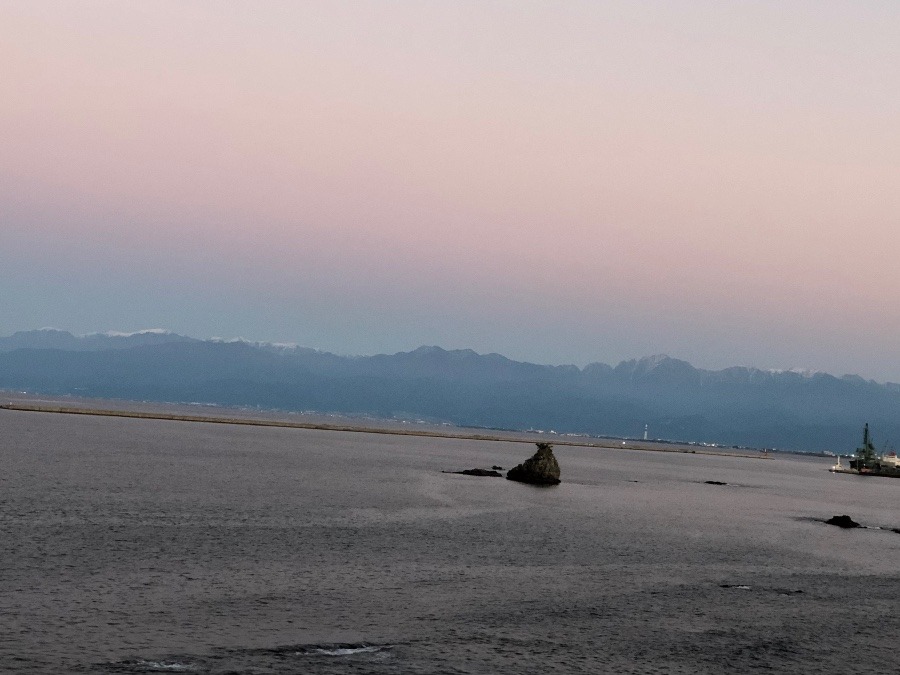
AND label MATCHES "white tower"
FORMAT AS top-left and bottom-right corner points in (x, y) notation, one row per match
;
(643, 424), (648, 441)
